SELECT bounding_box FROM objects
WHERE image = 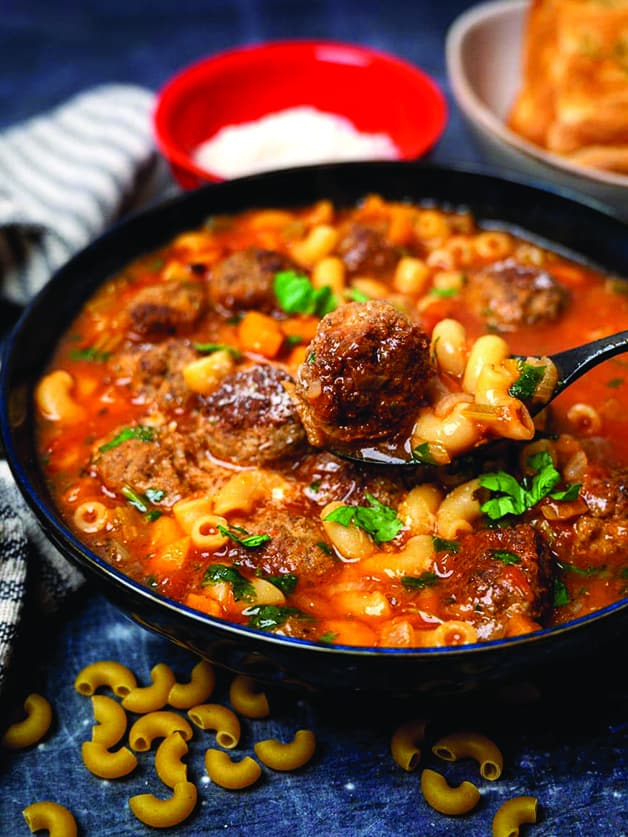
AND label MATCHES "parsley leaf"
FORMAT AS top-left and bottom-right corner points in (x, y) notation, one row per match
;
(318, 630), (339, 643)
(479, 451), (579, 520)
(70, 346), (111, 362)
(345, 287), (370, 303)
(99, 425), (154, 453)
(193, 341), (242, 359)
(323, 492), (403, 543)
(508, 361), (546, 400)
(490, 549), (521, 565)
(553, 578), (570, 607)
(432, 537), (459, 553)
(411, 442), (437, 465)
(401, 572), (439, 590)
(202, 564), (256, 602)
(121, 484), (164, 521)
(243, 604), (302, 630)
(274, 270), (337, 317)
(257, 571), (298, 595)
(217, 525), (271, 549)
